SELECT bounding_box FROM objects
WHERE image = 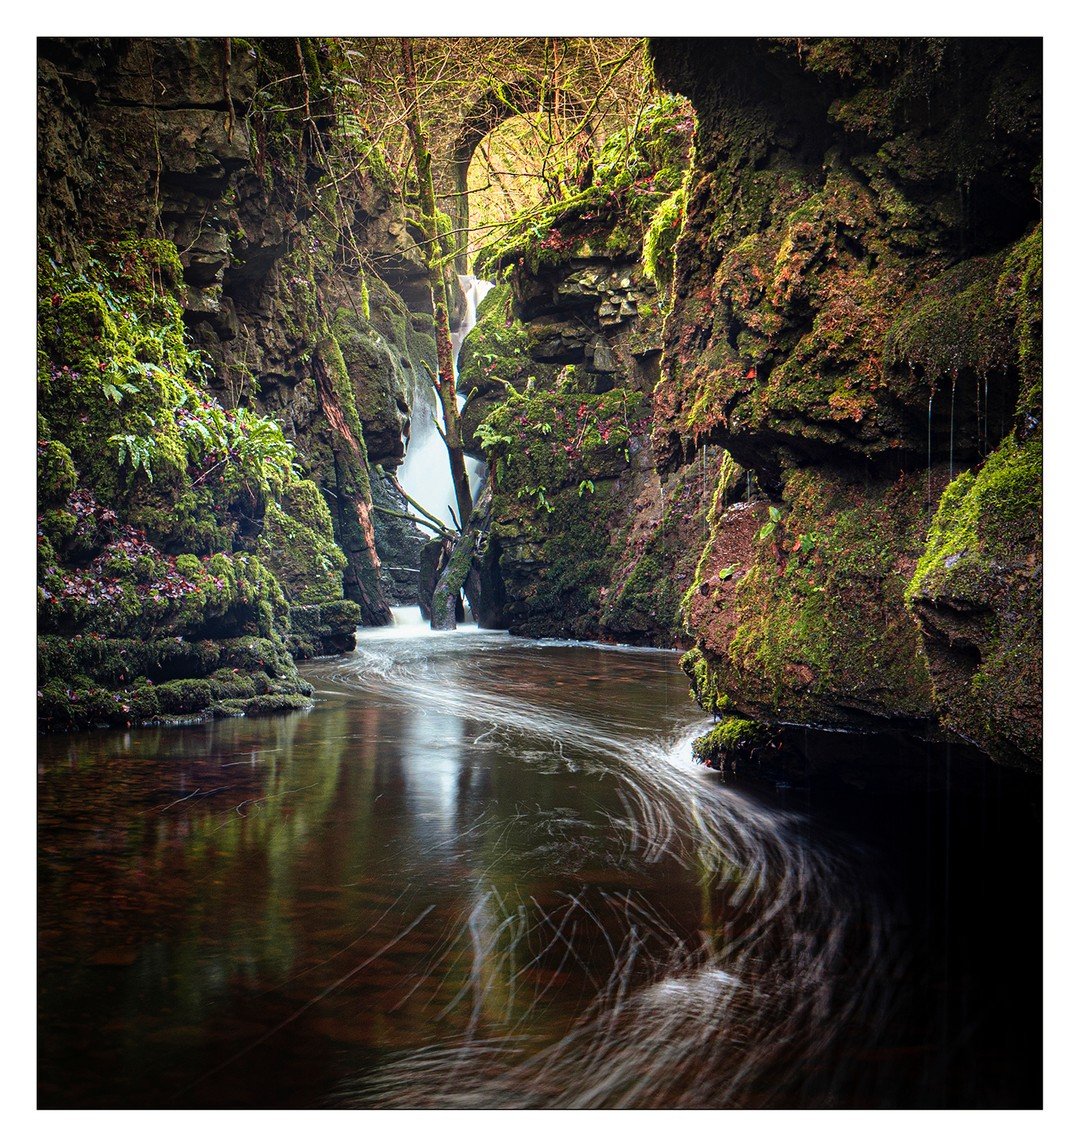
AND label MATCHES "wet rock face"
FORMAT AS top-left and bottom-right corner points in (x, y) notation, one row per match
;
(460, 251), (702, 645)
(648, 37), (1042, 767)
(37, 37), (435, 729)
(39, 37), (432, 637)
